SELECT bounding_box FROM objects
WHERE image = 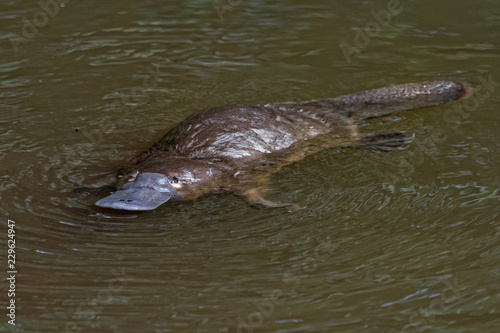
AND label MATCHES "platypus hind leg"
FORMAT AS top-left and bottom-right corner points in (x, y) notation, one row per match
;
(352, 131), (415, 152)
